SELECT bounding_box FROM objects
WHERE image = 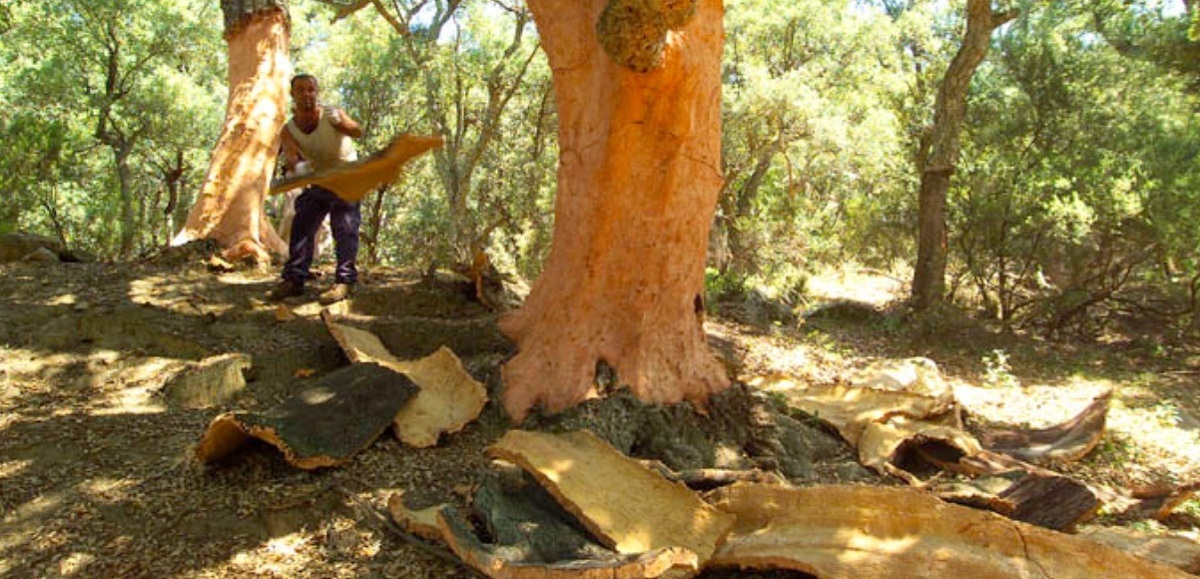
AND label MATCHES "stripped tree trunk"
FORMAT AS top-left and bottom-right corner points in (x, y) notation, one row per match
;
(911, 0), (1017, 310)
(170, 0), (290, 263)
(499, 0), (731, 422)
